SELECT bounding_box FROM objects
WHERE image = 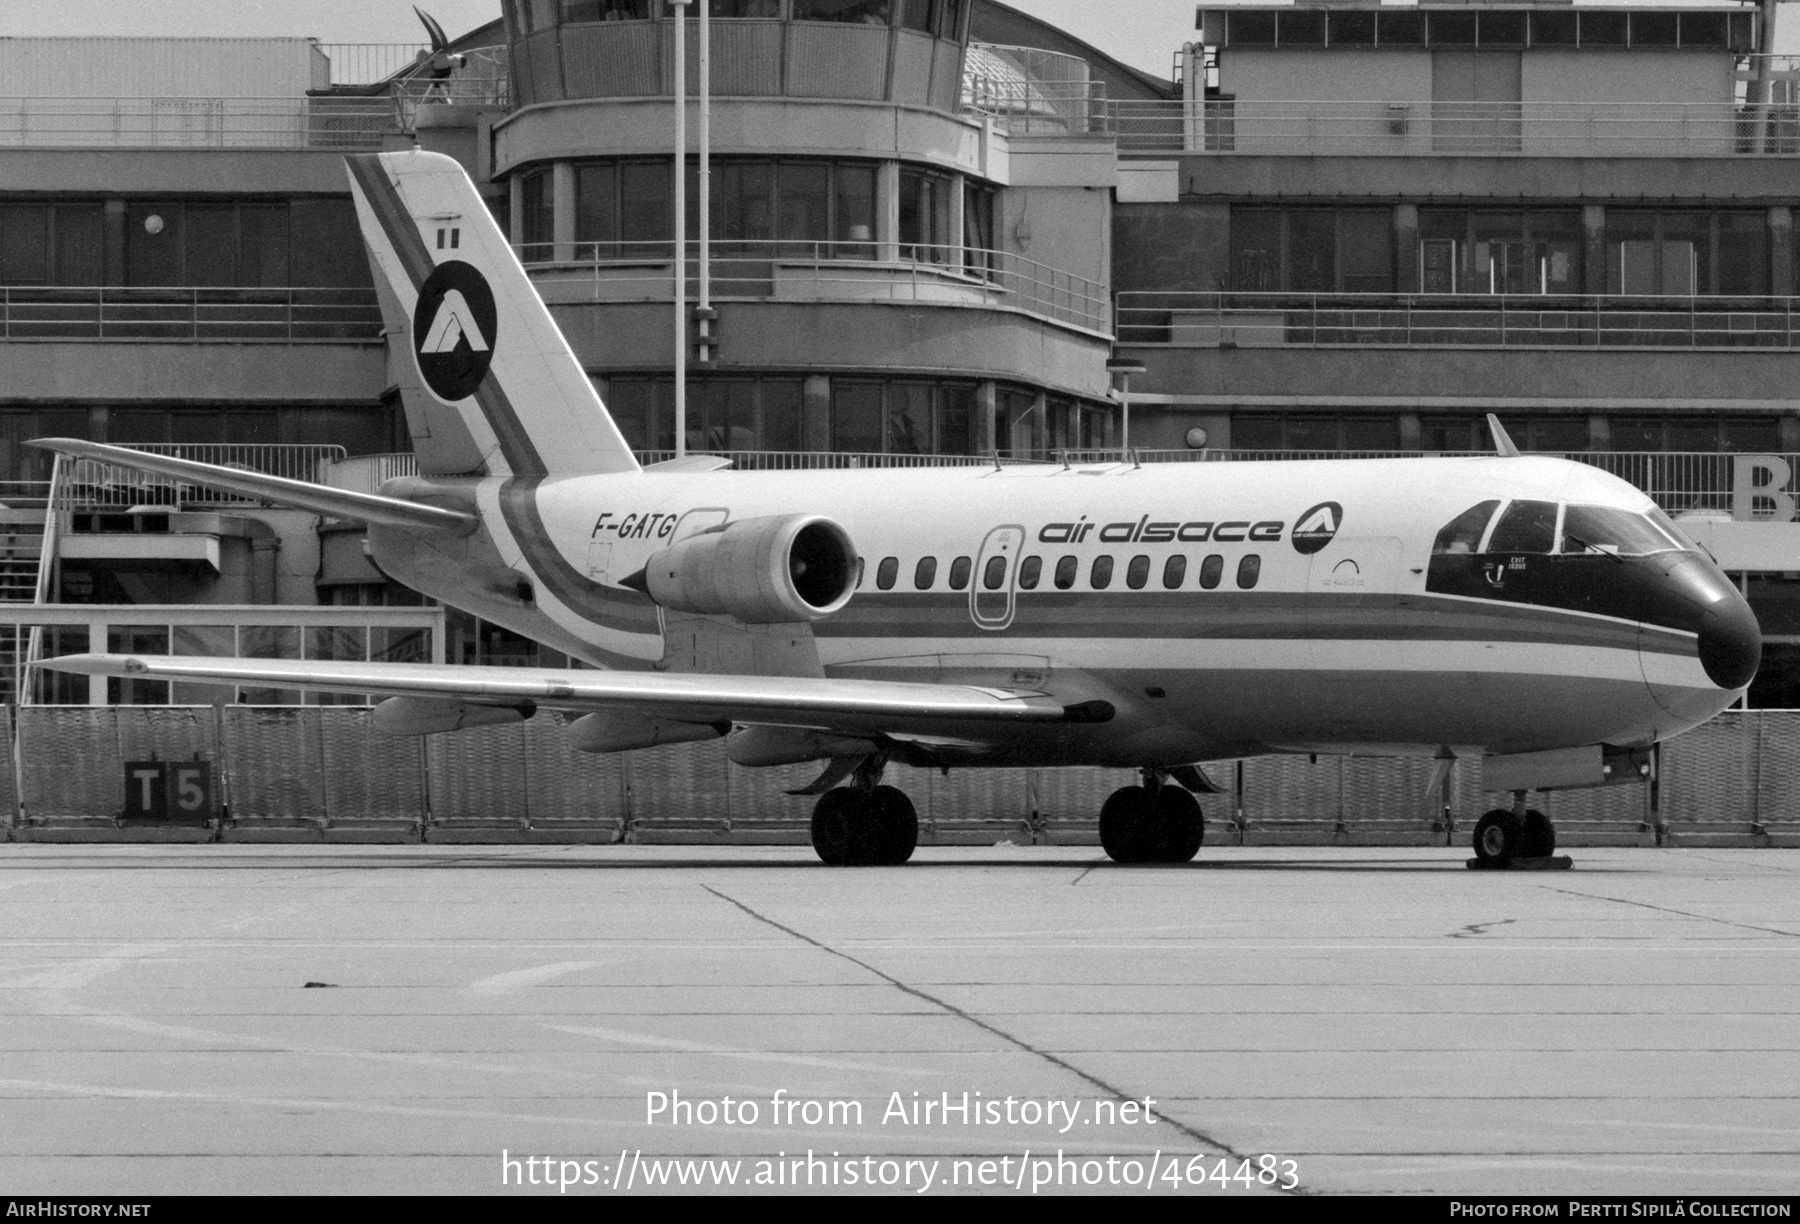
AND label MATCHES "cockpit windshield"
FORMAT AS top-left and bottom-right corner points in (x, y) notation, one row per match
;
(1560, 504), (1683, 556)
(1432, 500), (1499, 554)
(1486, 499), (1560, 554)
